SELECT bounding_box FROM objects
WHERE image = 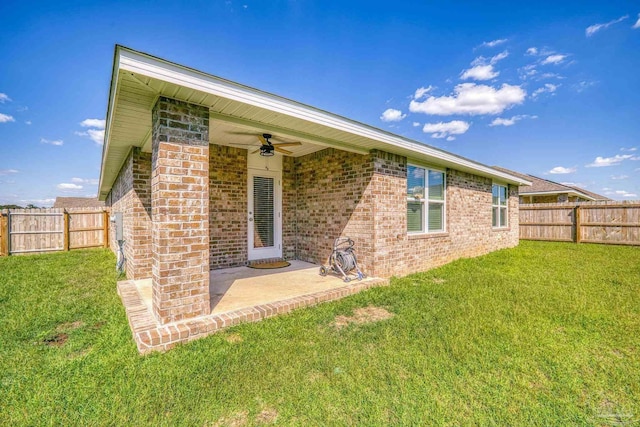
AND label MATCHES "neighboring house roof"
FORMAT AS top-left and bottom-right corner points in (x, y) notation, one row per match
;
(492, 166), (610, 201)
(99, 46), (531, 199)
(53, 197), (105, 208)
